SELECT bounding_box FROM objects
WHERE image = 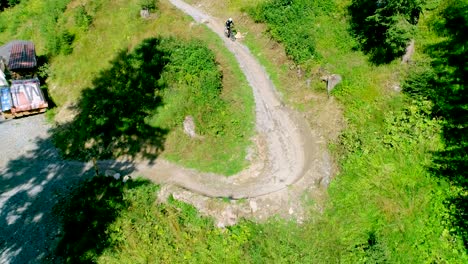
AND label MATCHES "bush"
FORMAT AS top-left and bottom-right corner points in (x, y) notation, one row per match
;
(0, 0), (20, 10)
(60, 30), (75, 55)
(140, 0), (156, 11)
(247, 0), (334, 64)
